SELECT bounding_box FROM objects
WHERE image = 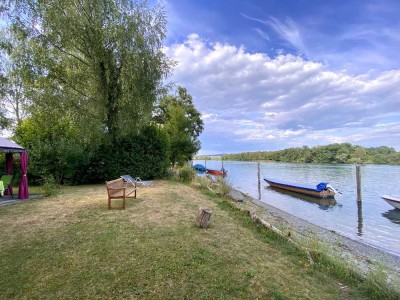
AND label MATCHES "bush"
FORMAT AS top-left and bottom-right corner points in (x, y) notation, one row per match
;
(83, 125), (170, 183)
(16, 118), (171, 184)
(178, 165), (195, 182)
(15, 116), (90, 185)
(41, 175), (59, 197)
